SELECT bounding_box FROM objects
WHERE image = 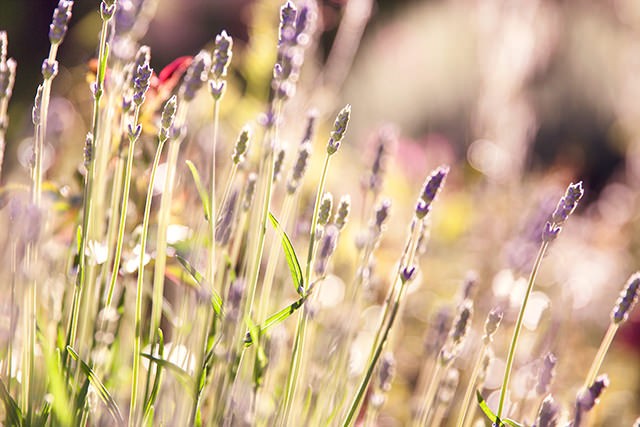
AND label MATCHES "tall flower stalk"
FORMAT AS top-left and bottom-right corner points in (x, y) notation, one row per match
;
(342, 165), (449, 426)
(583, 272), (640, 388)
(279, 104), (351, 425)
(130, 95), (176, 427)
(28, 3), (74, 414)
(495, 182), (584, 420)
